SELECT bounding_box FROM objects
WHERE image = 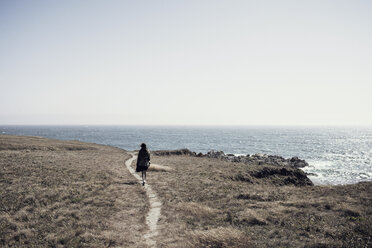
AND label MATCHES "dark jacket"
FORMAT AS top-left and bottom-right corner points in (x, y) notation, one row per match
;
(136, 148), (150, 172)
